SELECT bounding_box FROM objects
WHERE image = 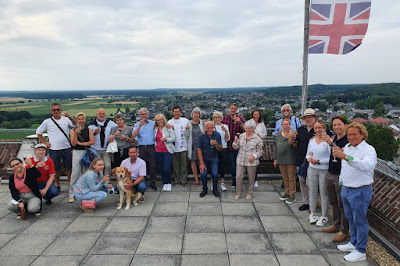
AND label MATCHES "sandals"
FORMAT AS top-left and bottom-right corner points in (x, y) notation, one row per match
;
(194, 180), (199, 187)
(79, 204), (94, 213)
